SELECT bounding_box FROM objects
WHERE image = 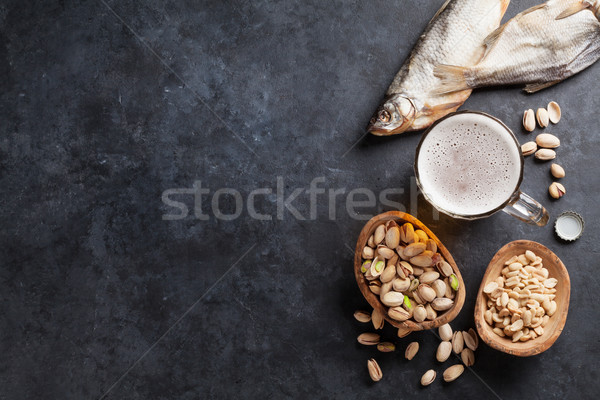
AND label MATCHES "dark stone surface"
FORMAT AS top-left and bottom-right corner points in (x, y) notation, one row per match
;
(1, 0), (598, 398)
